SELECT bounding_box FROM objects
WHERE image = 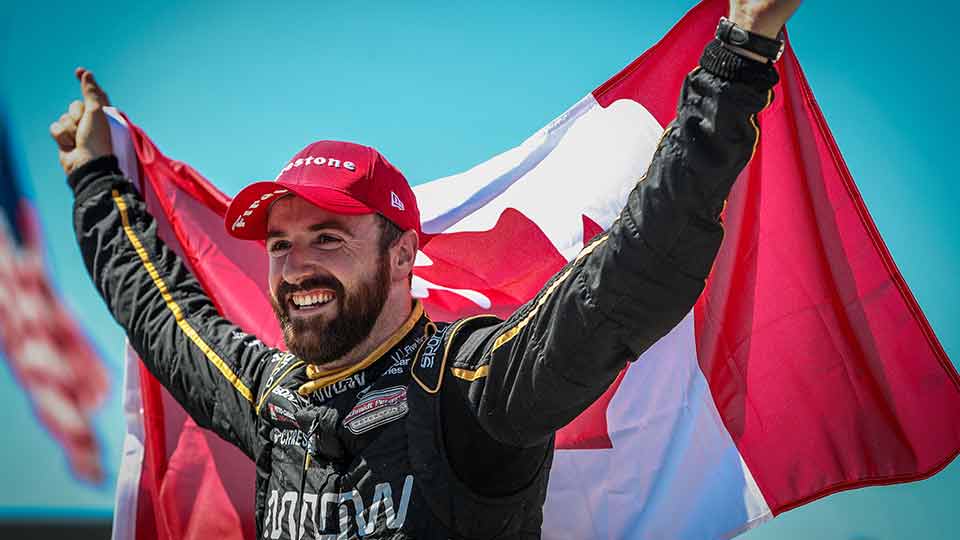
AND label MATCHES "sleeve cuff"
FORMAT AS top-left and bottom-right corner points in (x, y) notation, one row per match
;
(67, 154), (123, 194)
(699, 39), (780, 88)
